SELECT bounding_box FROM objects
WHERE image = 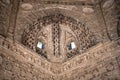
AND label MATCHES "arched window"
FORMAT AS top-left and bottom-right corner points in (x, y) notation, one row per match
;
(37, 41), (44, 49)
(68, 42), (76, 50)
